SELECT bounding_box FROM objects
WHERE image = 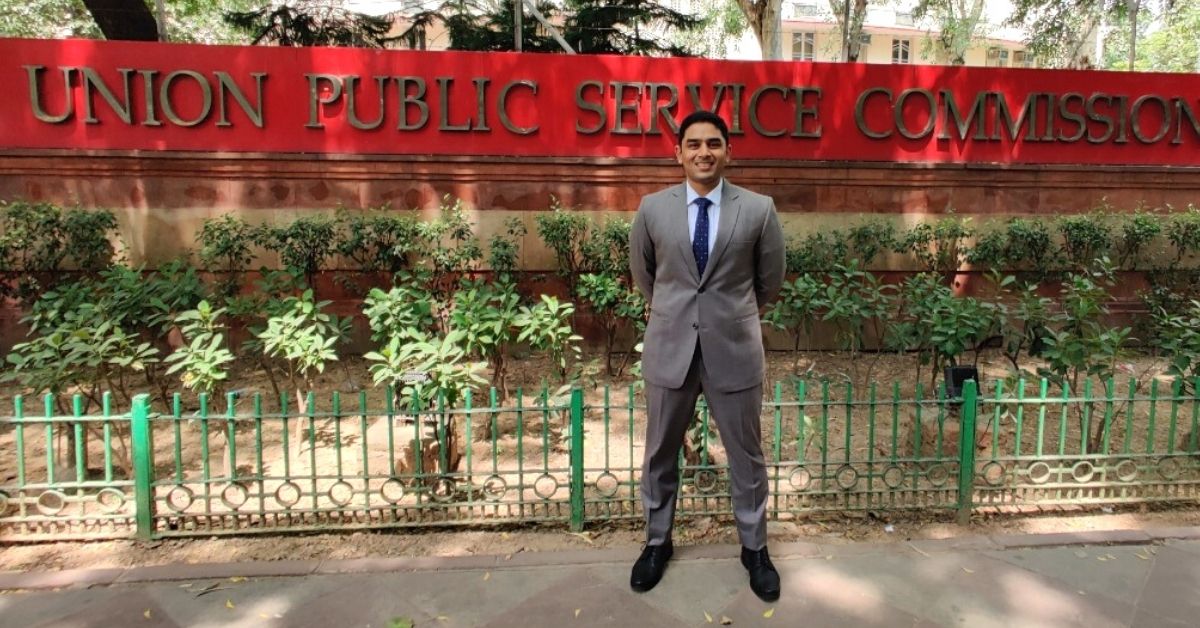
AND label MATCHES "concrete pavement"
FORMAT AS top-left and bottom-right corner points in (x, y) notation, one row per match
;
(2, 527), (1200, 627)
